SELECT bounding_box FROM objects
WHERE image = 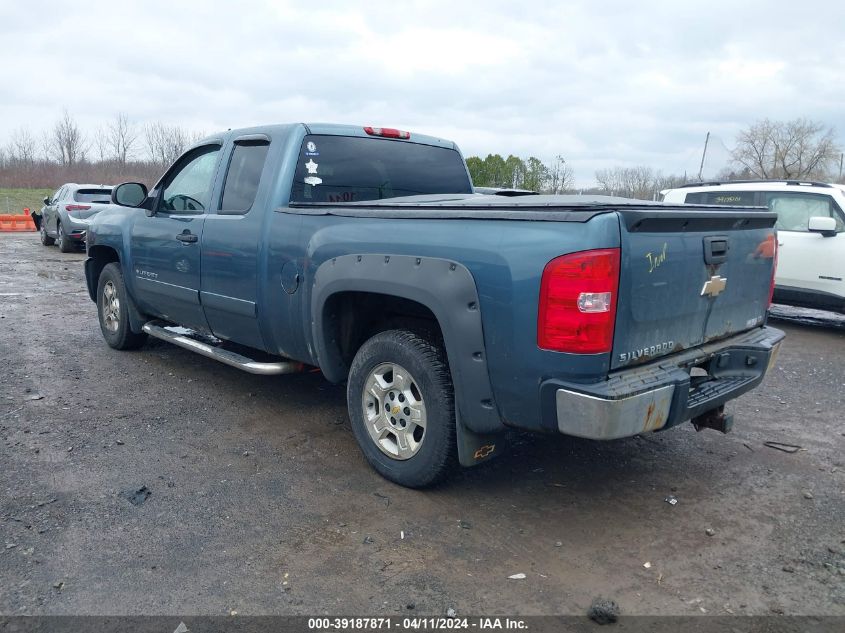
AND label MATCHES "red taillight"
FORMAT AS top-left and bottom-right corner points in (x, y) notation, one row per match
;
(768, 235), (778, 306)
(65, 204), (91, 215)
(364, 126), (411, 139)
(537, 248), (620, 354)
